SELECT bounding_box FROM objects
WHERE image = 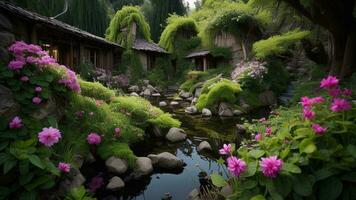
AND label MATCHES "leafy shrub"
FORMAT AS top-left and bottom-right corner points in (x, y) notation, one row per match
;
(79, 80), (116, 103)
(97, 142), (137, 167)
(210, 47), (232, 60)
(148, 113), (181, 129)
(78, 62), (94, 81)
(196, 78), (242, 109)
(64, 186), (95, 200)
(121, 50), (144, 83)
(253, 29), (310, 59)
